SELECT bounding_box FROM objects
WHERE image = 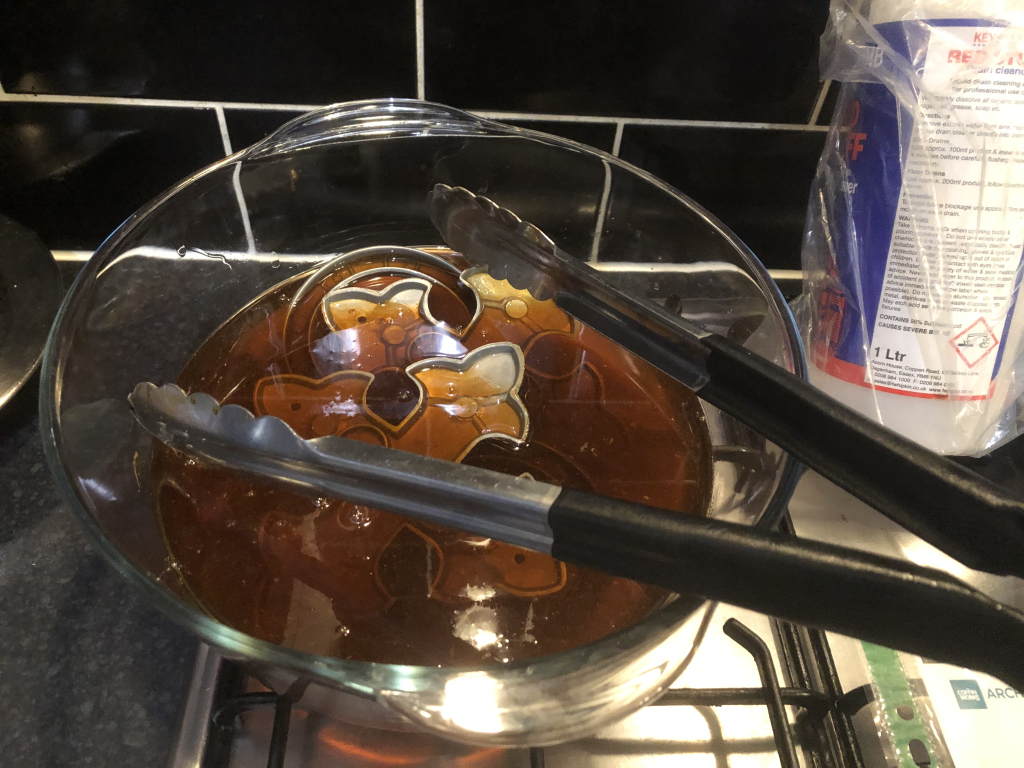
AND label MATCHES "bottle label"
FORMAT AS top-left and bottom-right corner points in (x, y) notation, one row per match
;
(816, 22), (1024, 400)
